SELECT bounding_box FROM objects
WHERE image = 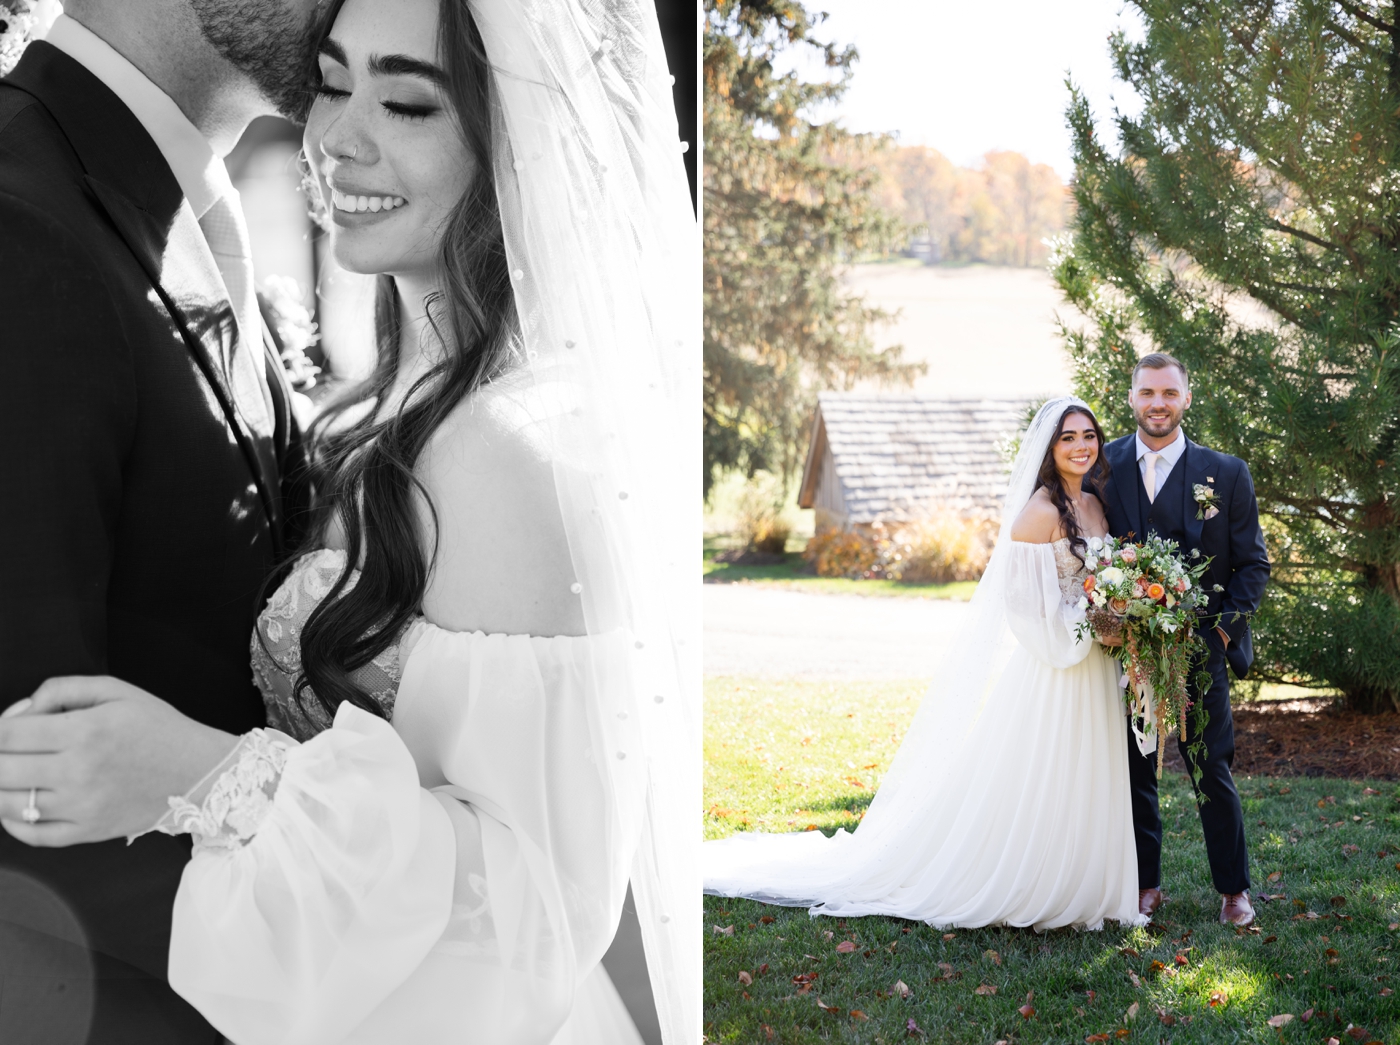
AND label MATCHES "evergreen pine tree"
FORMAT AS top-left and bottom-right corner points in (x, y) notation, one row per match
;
(1057, 0), (1400, 710)
(703, 0), (919, 496)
